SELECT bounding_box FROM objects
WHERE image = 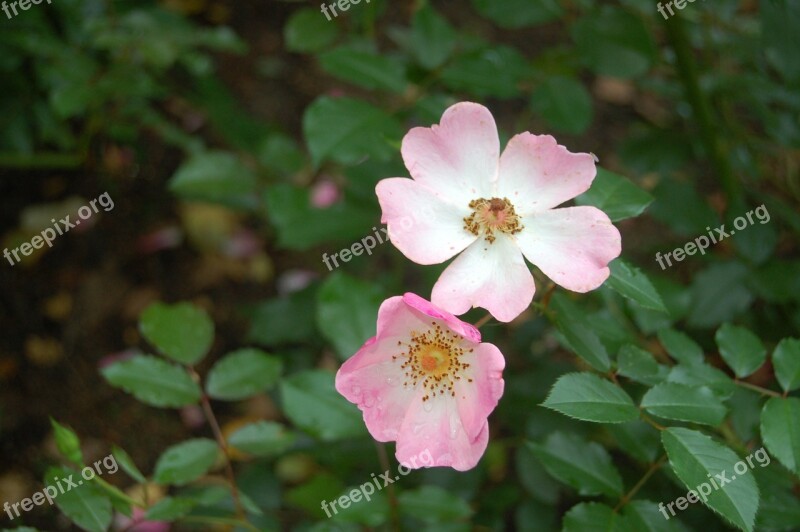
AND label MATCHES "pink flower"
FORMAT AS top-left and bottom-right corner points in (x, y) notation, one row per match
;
(376, 102), (621, 322)
(335, 293), (505, 471)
